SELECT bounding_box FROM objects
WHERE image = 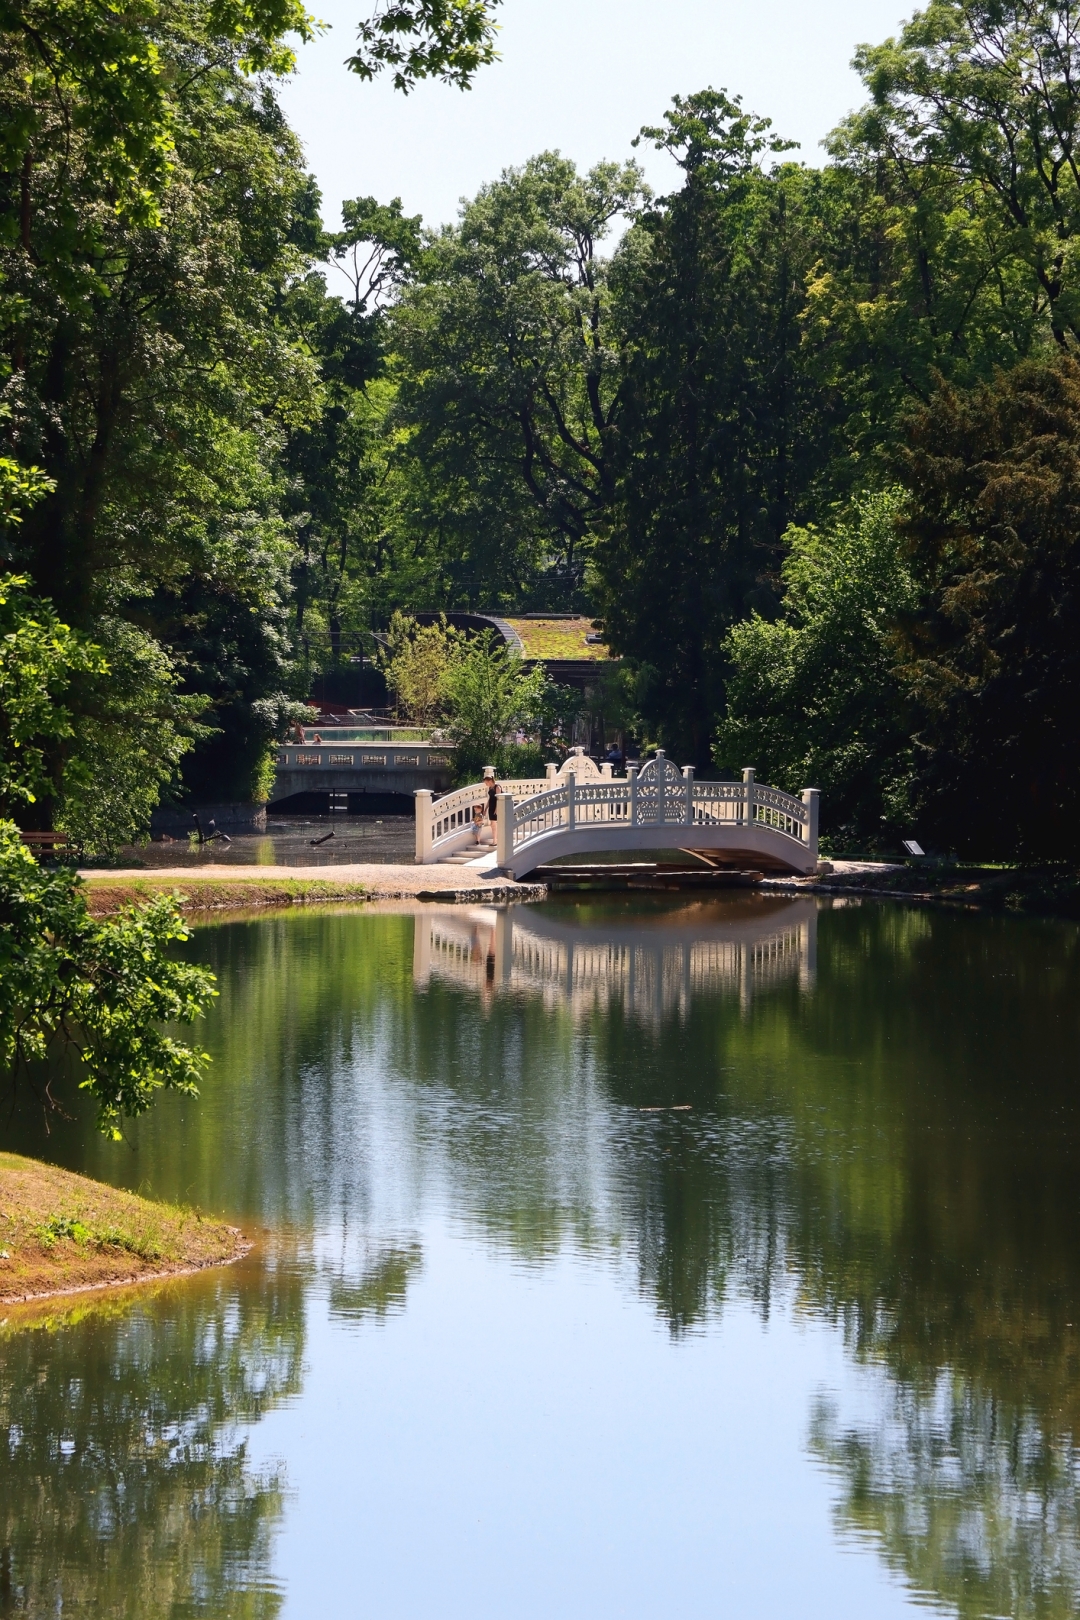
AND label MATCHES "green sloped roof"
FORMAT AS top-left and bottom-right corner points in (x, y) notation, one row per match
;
(502, 617), (612, 661)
